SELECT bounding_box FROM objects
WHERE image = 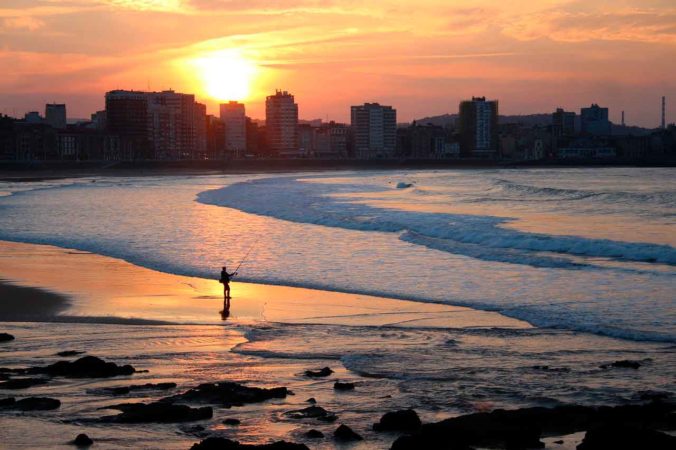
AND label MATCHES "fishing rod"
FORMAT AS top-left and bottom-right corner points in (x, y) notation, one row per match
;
(233, 238), (259, 274)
